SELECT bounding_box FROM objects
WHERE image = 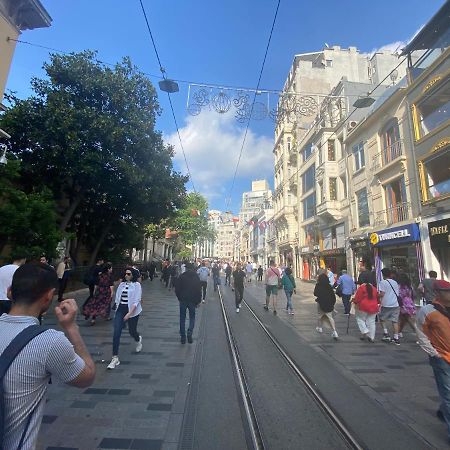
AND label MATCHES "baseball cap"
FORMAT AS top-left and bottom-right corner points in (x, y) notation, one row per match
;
(433, 280), (450, 291)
